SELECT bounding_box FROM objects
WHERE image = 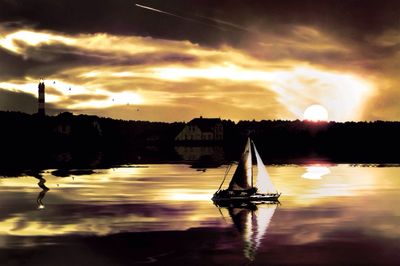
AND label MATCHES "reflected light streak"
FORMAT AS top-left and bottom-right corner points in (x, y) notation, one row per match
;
(163, 189), (214, 201)
(0, 164), (395, 240)
(270, 165), (378, 206)
(168, 193), (211, 201)
(0, 215), (160, 237)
